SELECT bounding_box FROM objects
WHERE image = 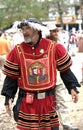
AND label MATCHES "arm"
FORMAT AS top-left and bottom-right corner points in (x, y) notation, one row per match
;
(60, 68), (81, 94)
(1, 45), (20, 115)
(55, 43), (81, 103)
(1, 76), (18, 115)
(60, 69), (81, 103)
